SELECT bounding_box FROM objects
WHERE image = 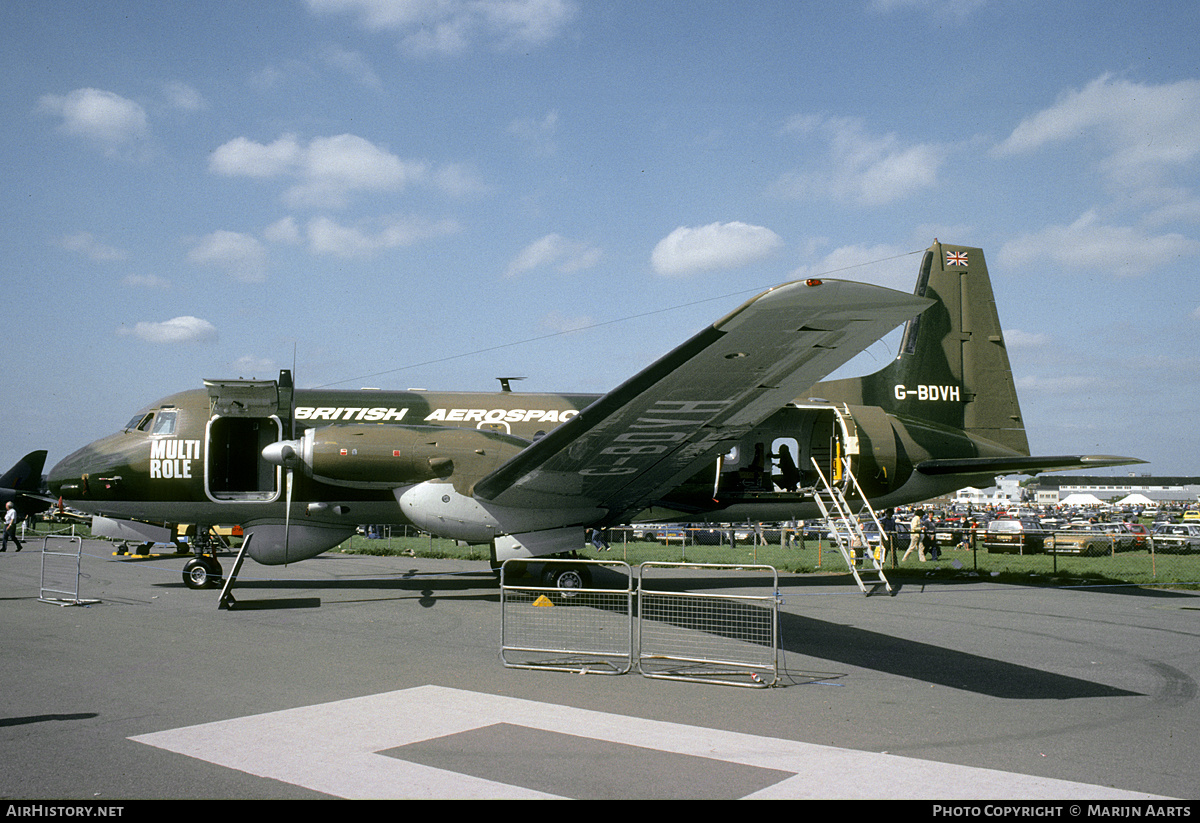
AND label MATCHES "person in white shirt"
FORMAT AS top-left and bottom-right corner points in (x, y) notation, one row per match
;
(901, 509), (925, 562)
(2, 501), (22, 552)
